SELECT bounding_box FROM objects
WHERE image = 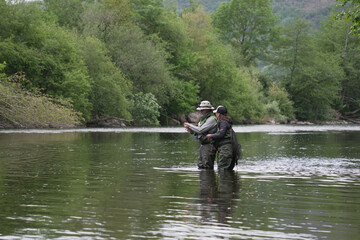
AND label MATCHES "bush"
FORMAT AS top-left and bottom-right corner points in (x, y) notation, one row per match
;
(130, 92), (160, 126)
(268, 82), (295, 120)
(264, 100), (287, 122)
